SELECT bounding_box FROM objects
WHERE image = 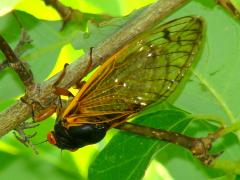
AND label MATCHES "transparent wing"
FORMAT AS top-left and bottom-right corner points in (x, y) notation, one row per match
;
(64, 16), (204, 125)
